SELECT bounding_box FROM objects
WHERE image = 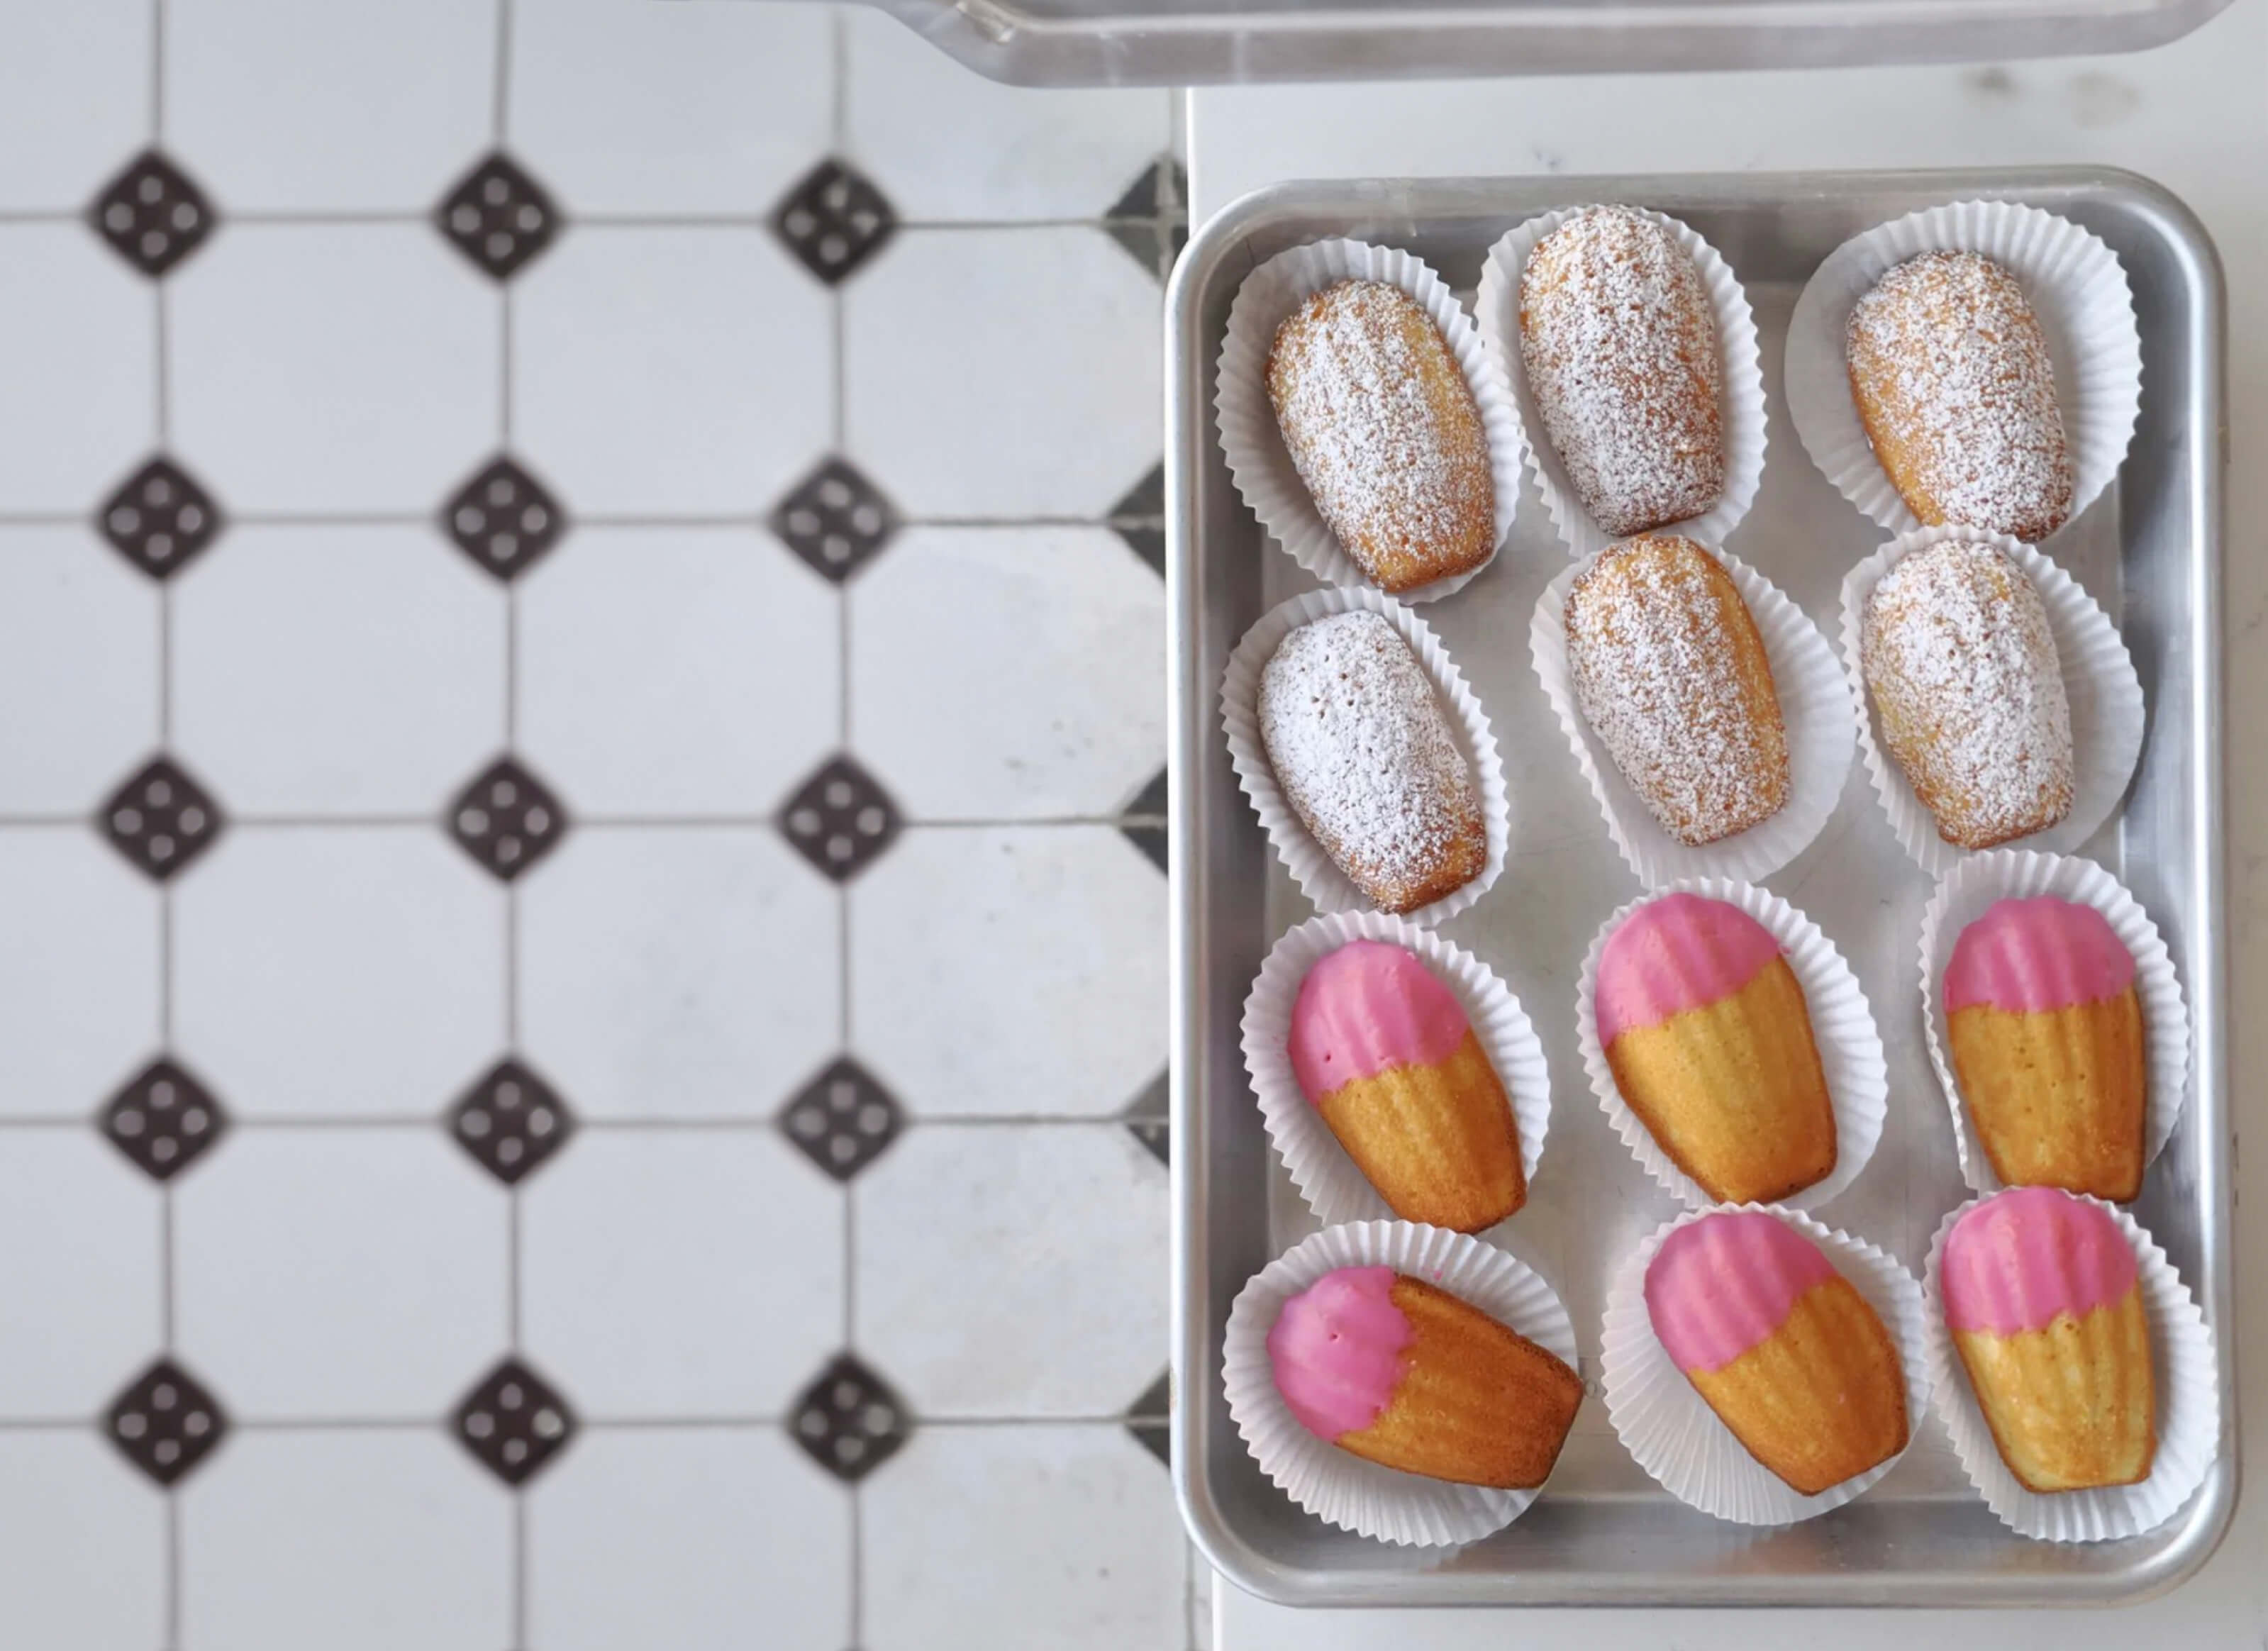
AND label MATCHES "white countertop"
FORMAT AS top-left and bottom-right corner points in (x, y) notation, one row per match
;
(1187, 4), (2268, 1640)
